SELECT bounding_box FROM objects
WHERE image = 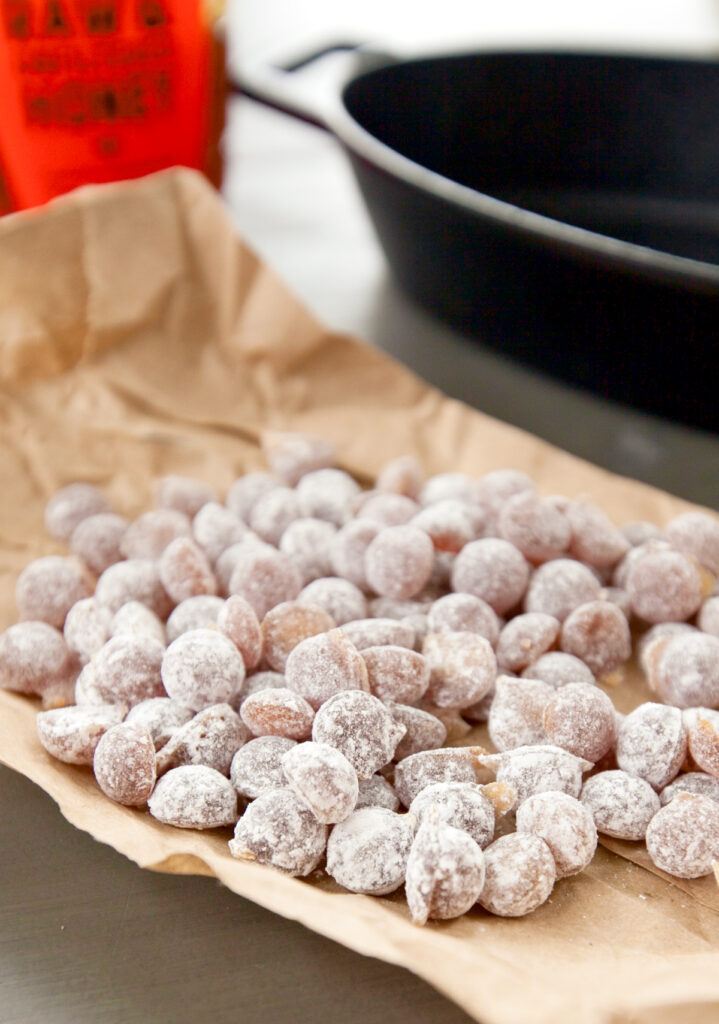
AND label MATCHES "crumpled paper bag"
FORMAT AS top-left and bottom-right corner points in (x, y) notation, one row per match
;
(1, 167), (718, 1024)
